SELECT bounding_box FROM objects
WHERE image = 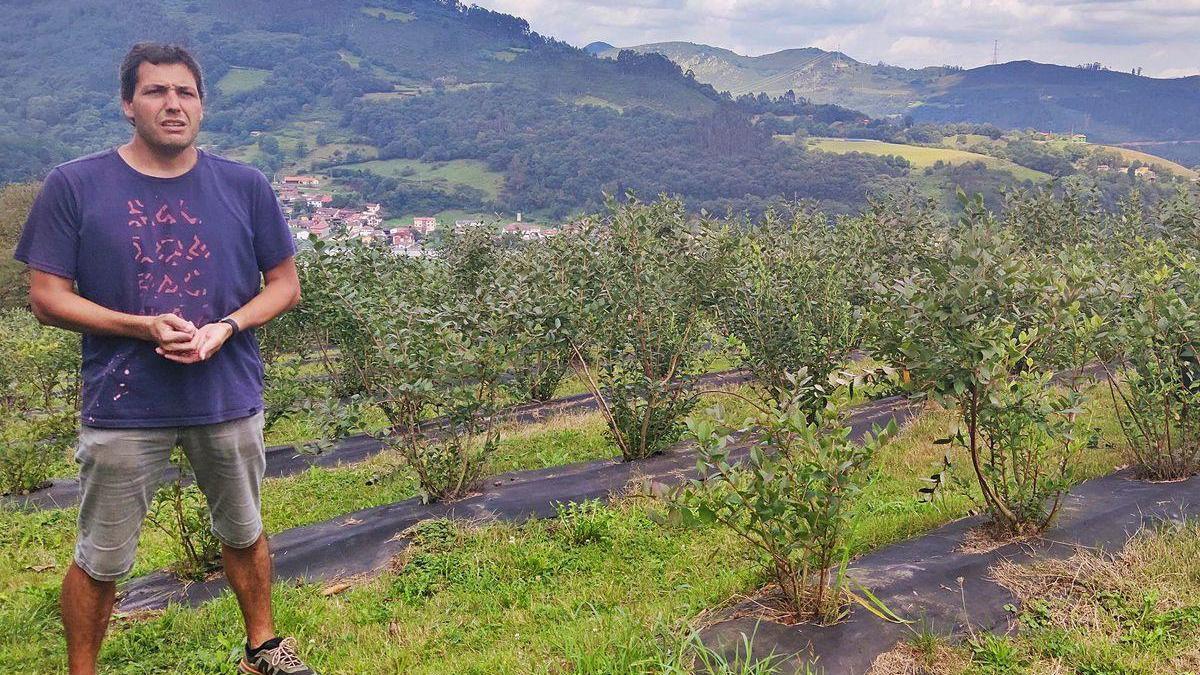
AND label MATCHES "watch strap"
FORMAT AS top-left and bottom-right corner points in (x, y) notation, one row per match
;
(219, 317), (240, 335)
